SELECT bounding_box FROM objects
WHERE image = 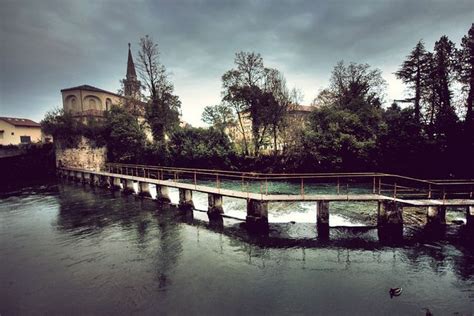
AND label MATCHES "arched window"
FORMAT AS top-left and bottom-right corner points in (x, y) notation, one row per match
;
(83, 95), (102, 111)
(89, 98), (96, 109)
(64, 95), (77, 112)
(106, 98), (112, 111)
